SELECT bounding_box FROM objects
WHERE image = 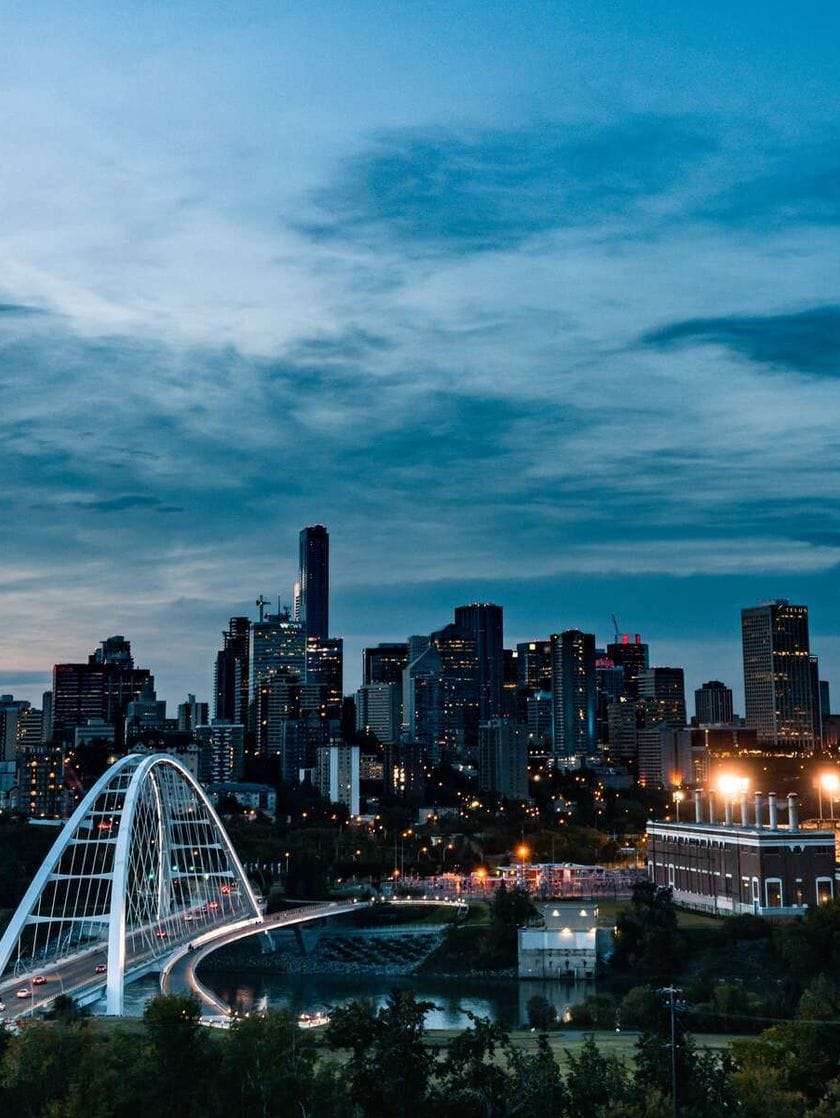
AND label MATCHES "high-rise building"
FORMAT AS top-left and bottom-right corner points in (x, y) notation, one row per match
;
(52, 637), (152, 748)
(18, 745), (65, 818)
(607, 697), (639, 761)
(195, 721), (245, 784)
(810, 657), (824, 751)
(430, 622), (480, 751)
(741, 600), (815, 753)
(124, 681), (167, 741)
(454, 603), (504, 722)
(596, 652), (626, 745)
(694, 680), (734, 726)
(403, 644), (443, 756)
(478, 719), (529, 800)
(606, 634), (650, 699)
(306, 635), (344, 722)
(178, 694), (209, 733)
(249, 610), (307, 753)
(363, 642), (409, 686)
(298, 524), (329, 641)
(516, 641), (553, 693)
(356, 683), (401, 744)
(639, 667), (687, 728)
(550, 630), (597, 762)
(214, 617), (250, 725)
(315, 743), (360, 816)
